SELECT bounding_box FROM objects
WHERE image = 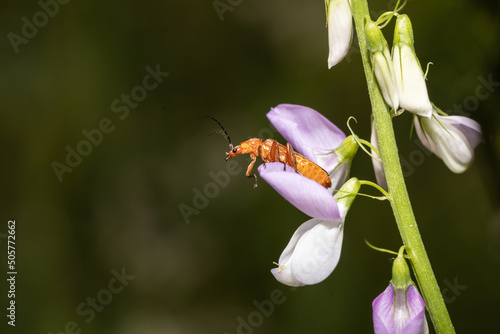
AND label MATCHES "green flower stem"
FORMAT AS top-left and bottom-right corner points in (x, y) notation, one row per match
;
(350, 1), (455, 332)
